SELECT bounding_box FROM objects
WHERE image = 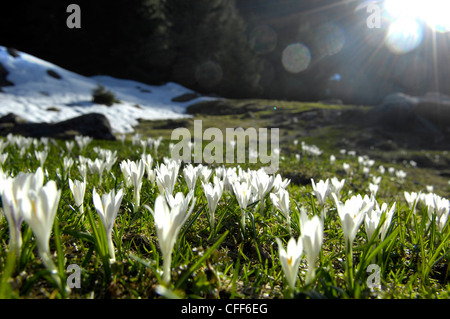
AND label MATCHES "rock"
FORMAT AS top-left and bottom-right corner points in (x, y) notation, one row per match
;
(0, 62), (14, 87)
(171, 92), (199, 102)
(367, 92), (423, 131)
(0, 113), (116, 140)
(363, 92), (450, 149)
(0, 113), (27, 124)
(368, 92), (450, 136)
(415, 94), (450, 131)
(6, 47), (19, 58)
(46, 106), (60, 112)
(46, 69), (62, 79)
